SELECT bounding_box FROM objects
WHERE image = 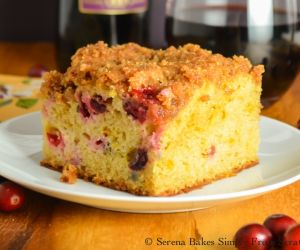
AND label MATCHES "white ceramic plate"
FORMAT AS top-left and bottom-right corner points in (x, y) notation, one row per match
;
(0, 112), (300, 213)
